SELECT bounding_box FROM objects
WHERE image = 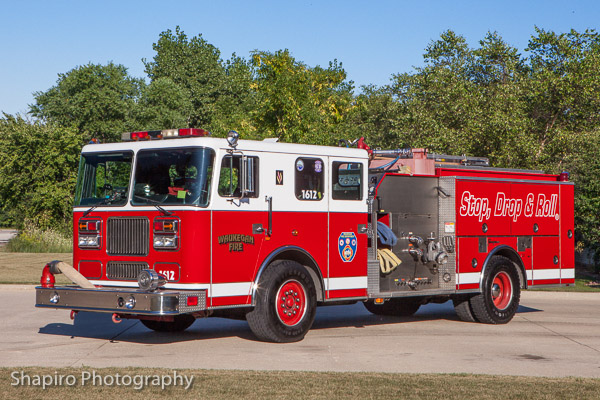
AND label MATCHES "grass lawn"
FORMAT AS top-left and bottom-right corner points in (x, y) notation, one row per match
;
(527, 277), (600, 292)
(2, 367), (600, 400)
(0, 252), (72, 284)
(527, 268), (600, 292)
